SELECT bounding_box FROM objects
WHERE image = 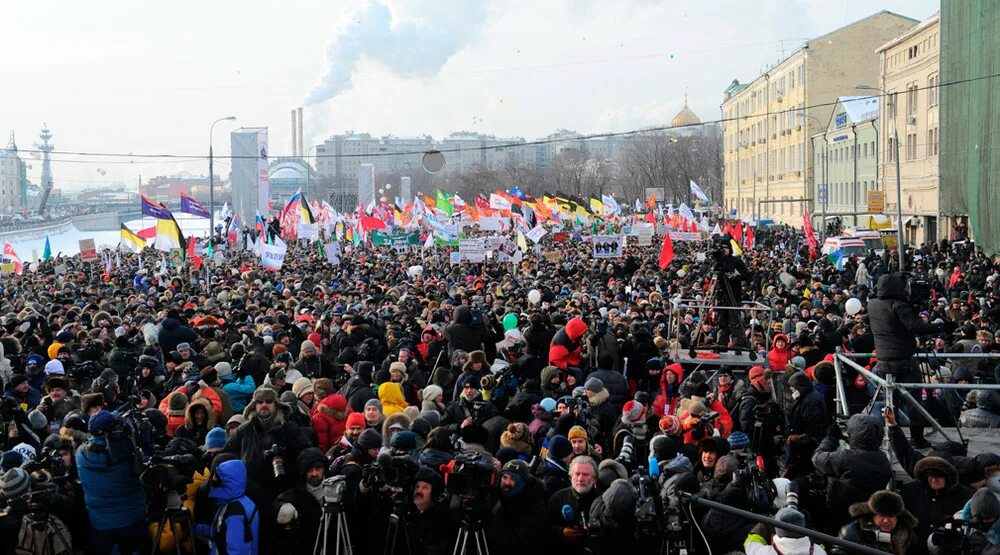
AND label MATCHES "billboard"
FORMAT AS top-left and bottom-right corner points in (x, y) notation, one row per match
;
(231, 128), (269, 226)
(358, 164), (375, 207)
